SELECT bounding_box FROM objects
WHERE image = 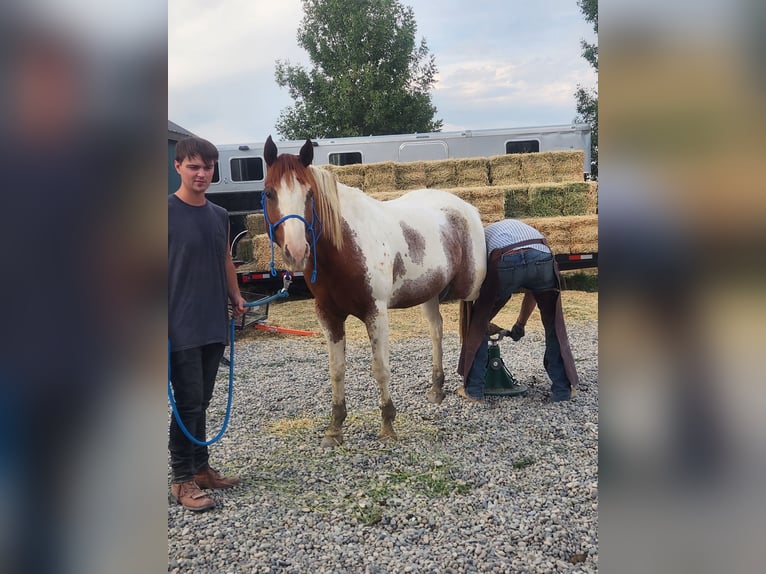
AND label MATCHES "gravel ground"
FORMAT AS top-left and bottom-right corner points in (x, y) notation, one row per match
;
(168, 321), (598, 573)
